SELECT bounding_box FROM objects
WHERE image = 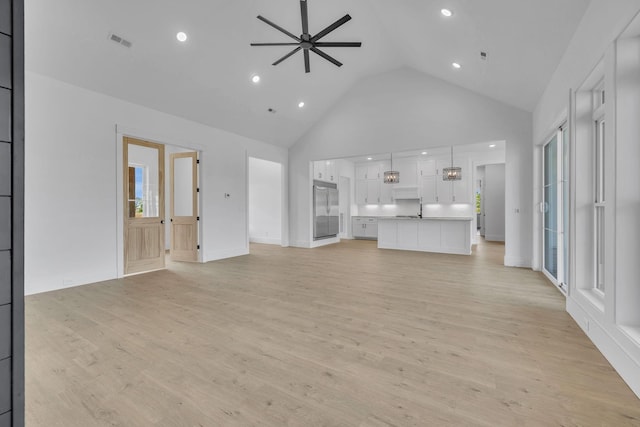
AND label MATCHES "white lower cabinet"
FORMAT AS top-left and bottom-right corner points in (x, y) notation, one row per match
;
(378, 218), (472, 255)
(352, 217), (378, 239)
